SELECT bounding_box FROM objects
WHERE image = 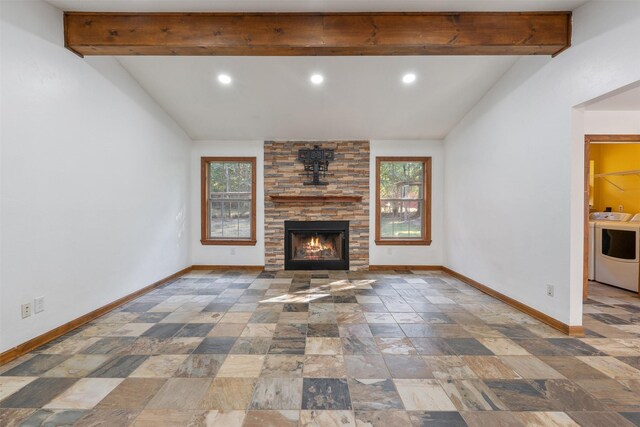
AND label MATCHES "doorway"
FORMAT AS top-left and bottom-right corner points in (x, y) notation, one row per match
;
(583, 134), (640, 300)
